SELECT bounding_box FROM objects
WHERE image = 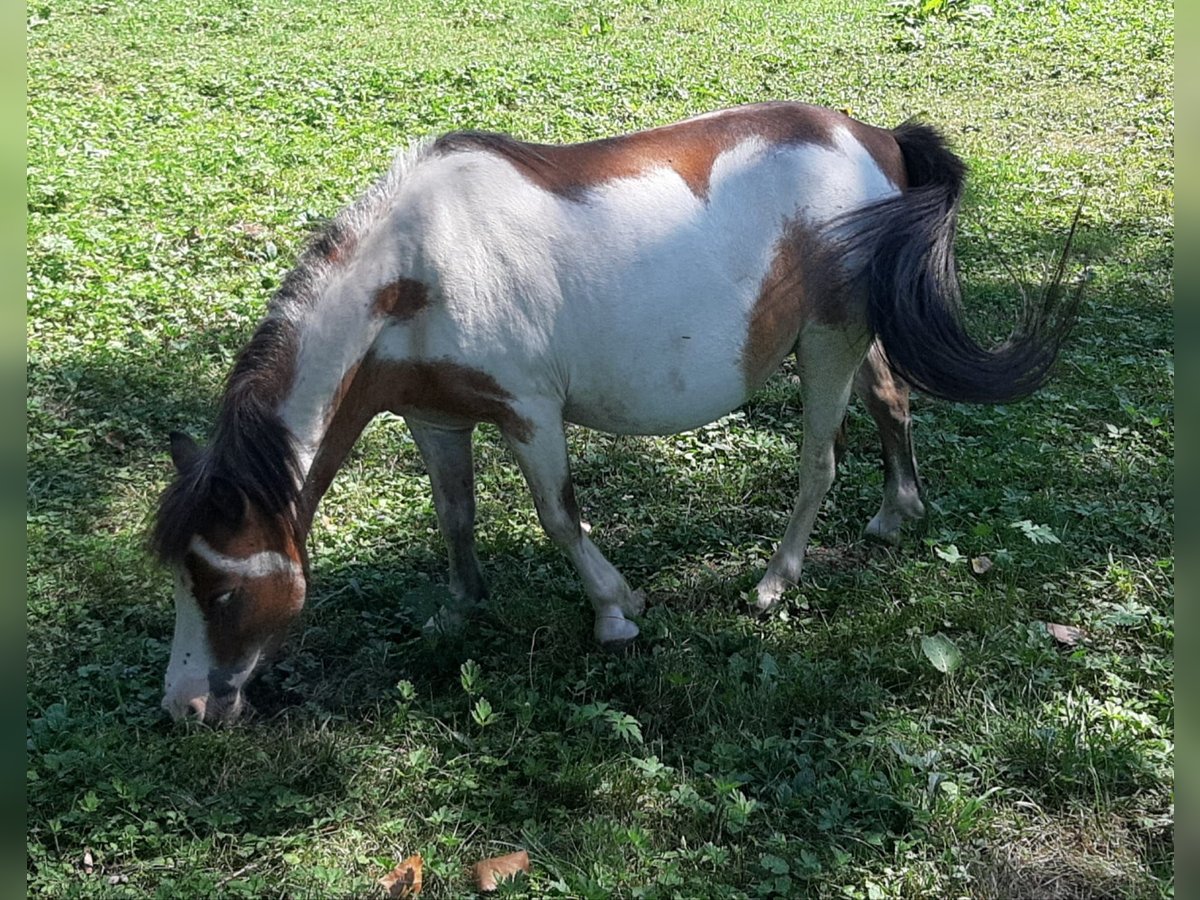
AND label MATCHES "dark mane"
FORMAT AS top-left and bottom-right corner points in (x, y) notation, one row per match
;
(151, 140), (435, 564)
(150, 315), (303, 563)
